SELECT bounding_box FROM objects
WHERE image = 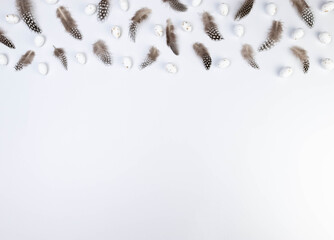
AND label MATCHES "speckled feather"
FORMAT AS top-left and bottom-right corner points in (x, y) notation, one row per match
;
(140, 46), (160, 69)
(53, 47), (68, 70)
(97, 0), (110, 21)
(202, 12), (223, 41)
(0, 28), (15, 49)
(162, 0), (187, 12)
(193, 42), (212, 70)
(166, 19), (179, 55)
(16, 0), (42, 33)
(93, 40), (112, 65)
(14, 50), (35, 71)
(241, 44), (259, 69)
(291, 46), (309, 73)
(258, 20), (283, 51)
(235, 0), (255, 21)
(56, 6), (82, 40)
(291, 0), (314, 28)
(129, 8), (152, 42)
